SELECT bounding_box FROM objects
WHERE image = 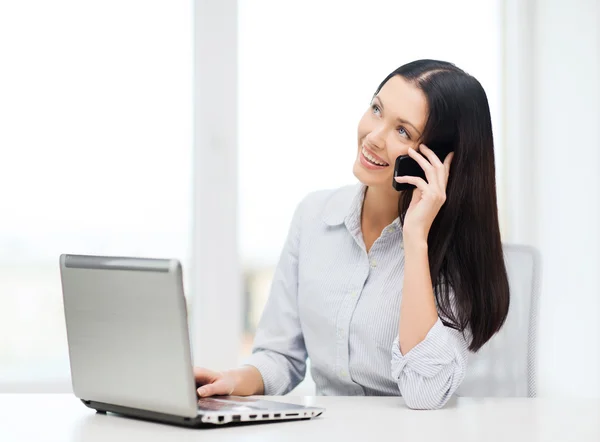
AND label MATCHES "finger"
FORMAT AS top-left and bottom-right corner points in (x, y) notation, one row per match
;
(394, 175), (429, 194)
(419, 144), (448, 189)
(419, 144), (443, 168)
(407, 147), (437, 186)
(441, 152), (454, 189)
(197, 380), (231, 397)
(443, 152), (454, 172)
(410, 187), (422, 206)
(197, 384), (216, 397)
(193, 367), (219, 384)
